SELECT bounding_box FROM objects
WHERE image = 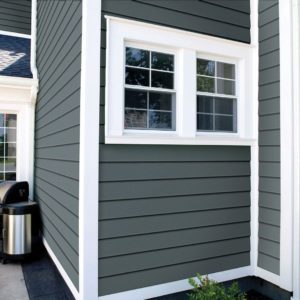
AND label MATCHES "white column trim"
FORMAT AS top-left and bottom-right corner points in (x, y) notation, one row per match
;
(79, 0), (101, 299)
(279, 0), (294, 292)
(250, 0), (259, 276)
(0, 79), (35, 198)
(292, 0), (300, 299)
